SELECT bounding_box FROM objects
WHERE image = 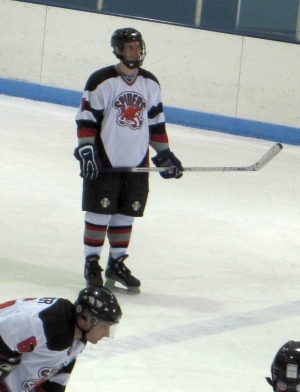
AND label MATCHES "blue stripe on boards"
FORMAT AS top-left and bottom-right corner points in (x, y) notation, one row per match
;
(0, 78), (81, 107)
(1, 77), (299, 145)
(164, 106), (300, 145)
